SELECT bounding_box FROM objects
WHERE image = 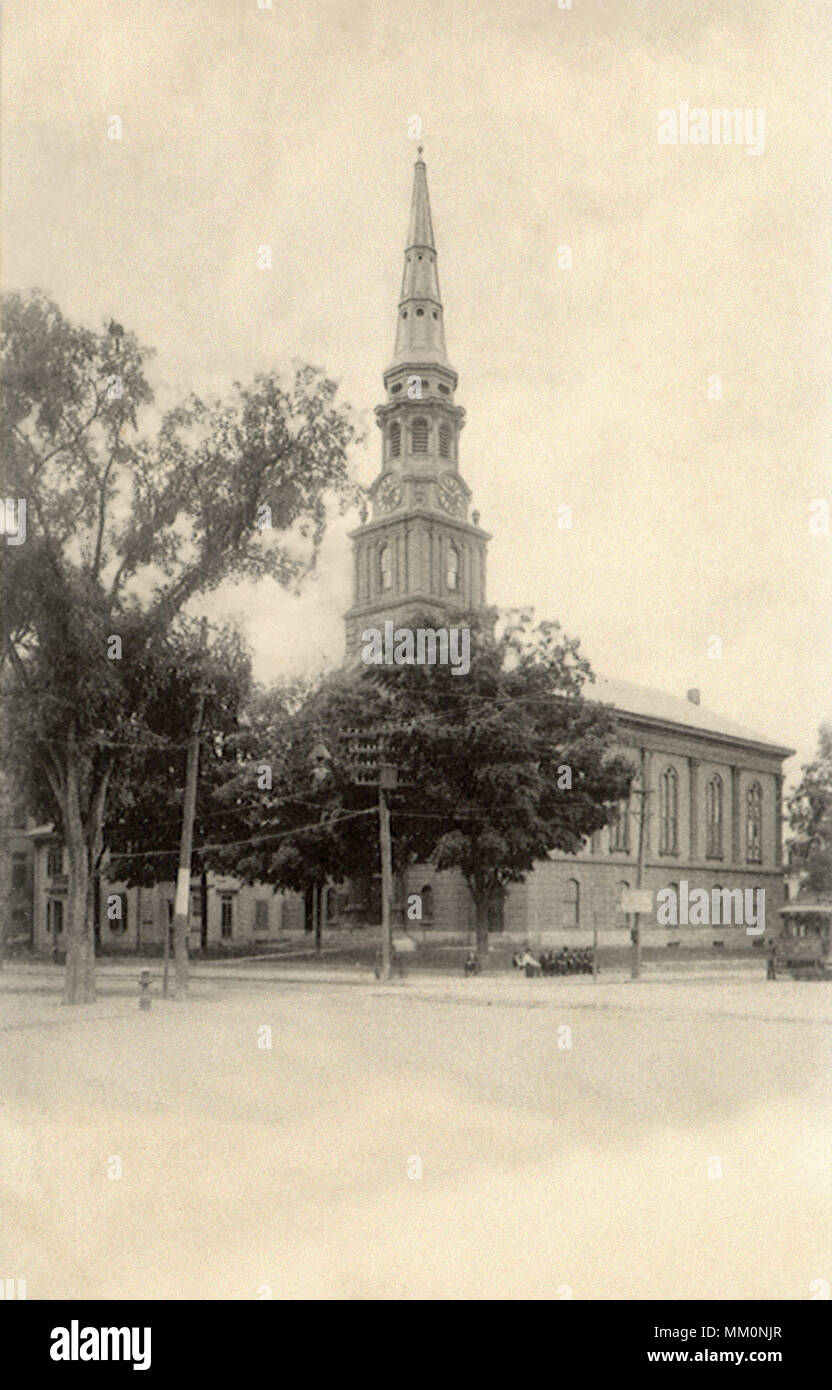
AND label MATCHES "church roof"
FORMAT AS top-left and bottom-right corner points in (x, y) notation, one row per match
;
(589, 675), (794, 757)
